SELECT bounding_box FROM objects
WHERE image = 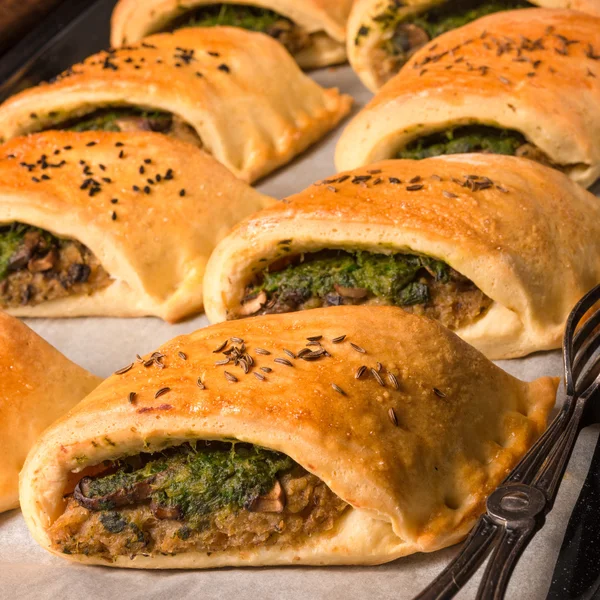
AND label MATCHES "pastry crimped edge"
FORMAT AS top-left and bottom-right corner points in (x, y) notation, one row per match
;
(19, 307), (557, 567)
(0, 312), (101, 512)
